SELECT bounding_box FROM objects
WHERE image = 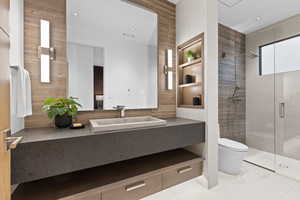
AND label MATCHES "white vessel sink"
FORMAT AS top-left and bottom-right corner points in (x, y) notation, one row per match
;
(90, 116), (167, 132)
